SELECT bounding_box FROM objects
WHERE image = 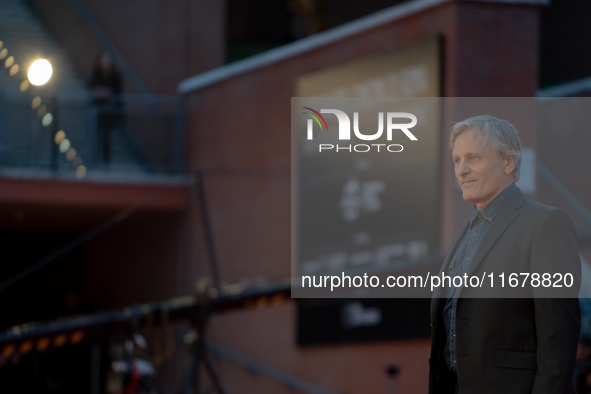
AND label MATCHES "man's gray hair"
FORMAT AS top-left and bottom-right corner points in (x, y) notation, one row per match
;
(449, 115), (522, 180)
